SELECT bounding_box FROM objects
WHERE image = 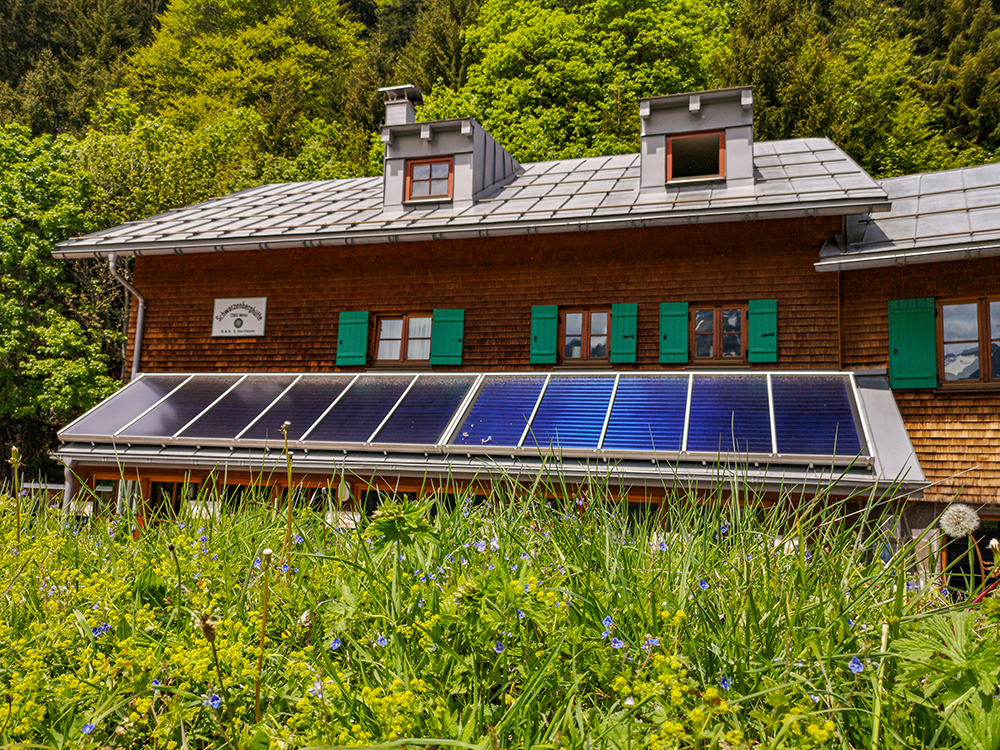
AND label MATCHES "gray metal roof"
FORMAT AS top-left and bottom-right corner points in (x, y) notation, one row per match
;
(816, 160), (1000, 271)
(54, 138), (888, 258)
